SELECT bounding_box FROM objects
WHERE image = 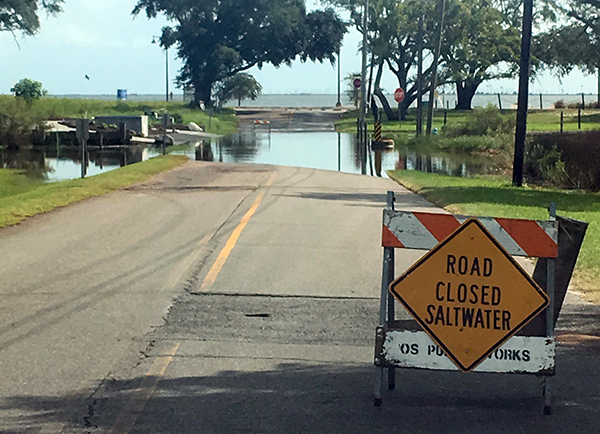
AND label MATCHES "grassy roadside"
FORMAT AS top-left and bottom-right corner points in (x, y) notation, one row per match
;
(0, 155), (188, 228)
(0, 96), (239, 136)
(387, 170), (600, 304)
(336, 108), (600, 134)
